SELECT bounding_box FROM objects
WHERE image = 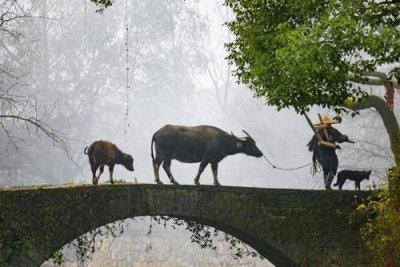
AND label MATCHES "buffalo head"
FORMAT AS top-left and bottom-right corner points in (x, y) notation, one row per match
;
(232, 130), (263, 158)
